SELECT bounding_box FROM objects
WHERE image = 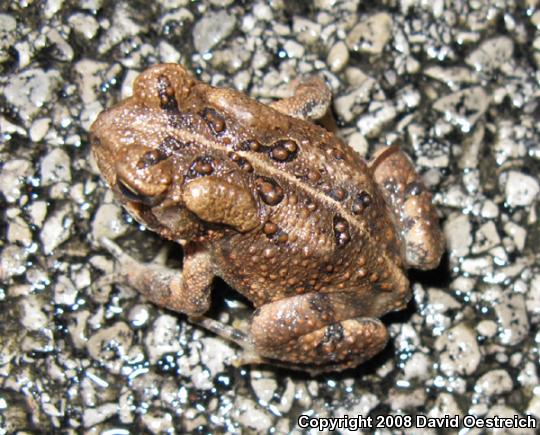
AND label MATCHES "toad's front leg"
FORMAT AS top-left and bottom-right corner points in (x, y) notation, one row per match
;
(99, 238), (213, 316)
